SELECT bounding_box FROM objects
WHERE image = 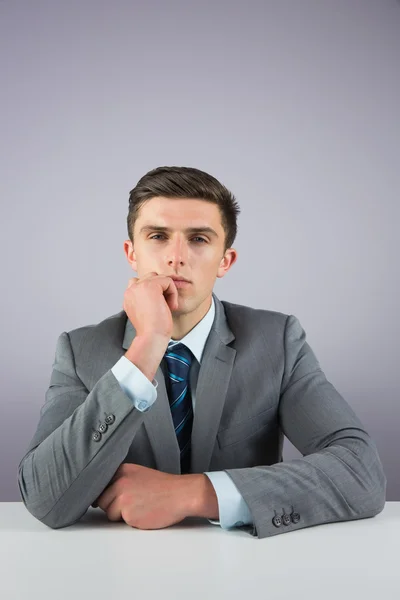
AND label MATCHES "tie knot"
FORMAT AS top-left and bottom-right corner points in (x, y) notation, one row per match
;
(166, 342), (193, 366)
